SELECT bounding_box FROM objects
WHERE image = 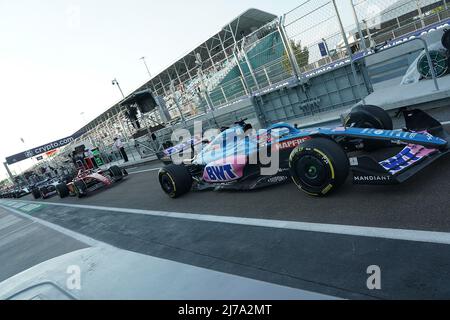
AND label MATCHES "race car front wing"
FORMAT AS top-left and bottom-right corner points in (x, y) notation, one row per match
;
(351, 144), (450, 185)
